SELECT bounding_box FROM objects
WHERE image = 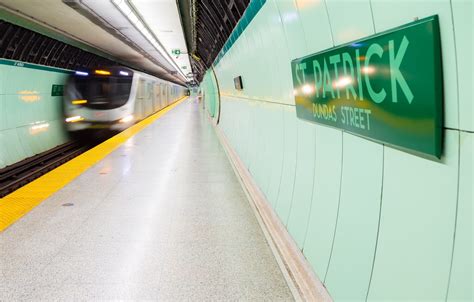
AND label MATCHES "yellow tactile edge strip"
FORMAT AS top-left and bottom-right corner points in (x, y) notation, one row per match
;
(0, 96), (188, 232)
